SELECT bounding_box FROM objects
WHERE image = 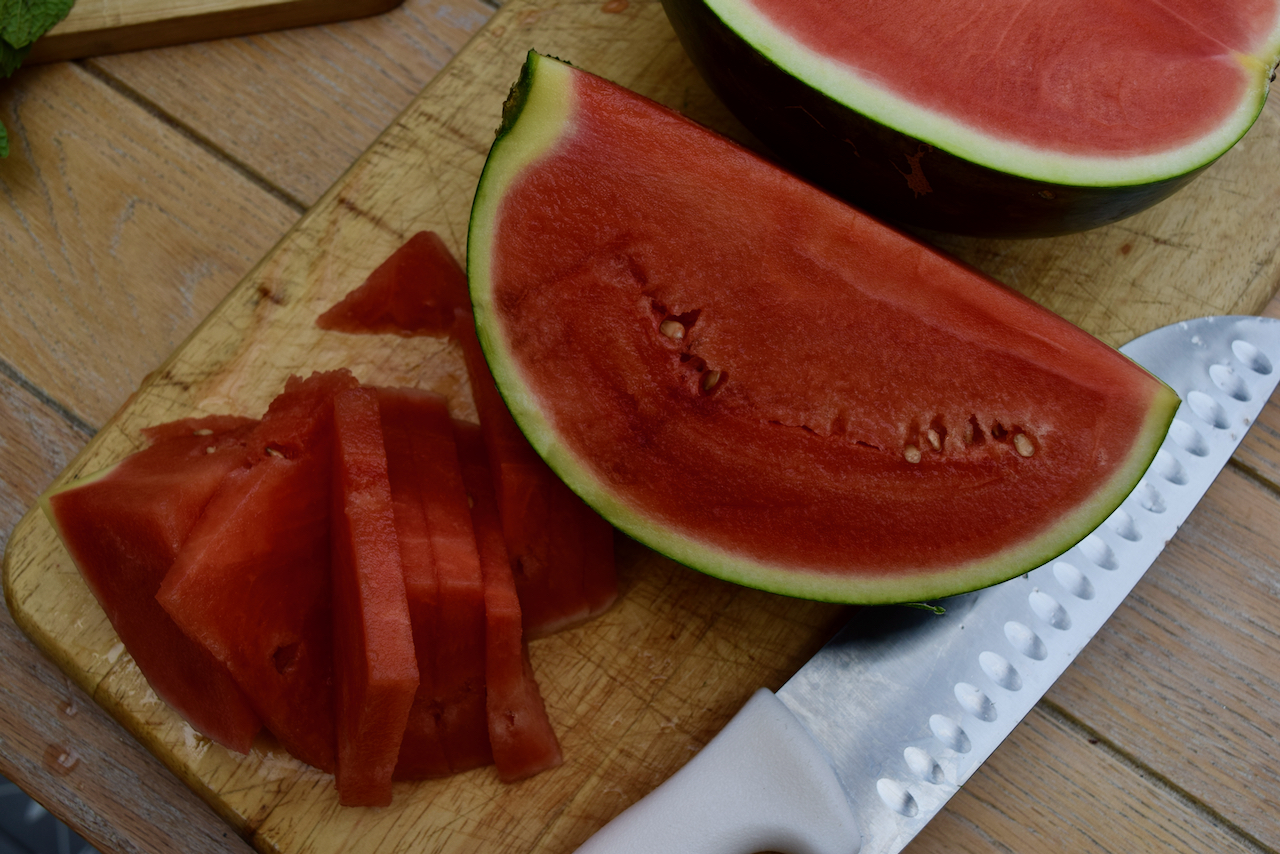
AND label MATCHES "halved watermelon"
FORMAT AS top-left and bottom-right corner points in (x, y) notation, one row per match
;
(466, 52), (1180, 605)
(40, 415), (263, 754)
(661, 0), (1280, 236)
